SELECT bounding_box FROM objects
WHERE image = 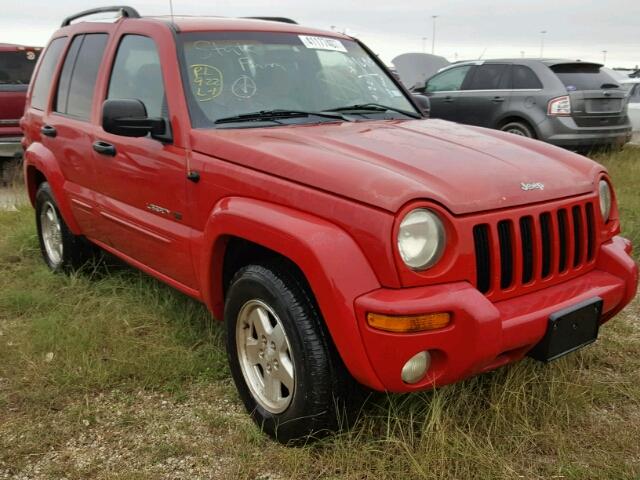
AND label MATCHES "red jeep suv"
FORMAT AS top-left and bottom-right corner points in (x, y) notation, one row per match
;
(21, 7), (638, 442)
